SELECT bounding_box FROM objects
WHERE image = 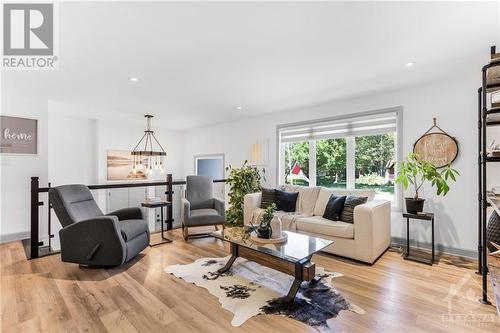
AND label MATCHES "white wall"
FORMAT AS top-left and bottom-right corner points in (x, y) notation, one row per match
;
(48, 108), (98, 185)
(47, 101), (184, 184)
(1, 93), (48, 242)
(182, 70), (498, 255)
